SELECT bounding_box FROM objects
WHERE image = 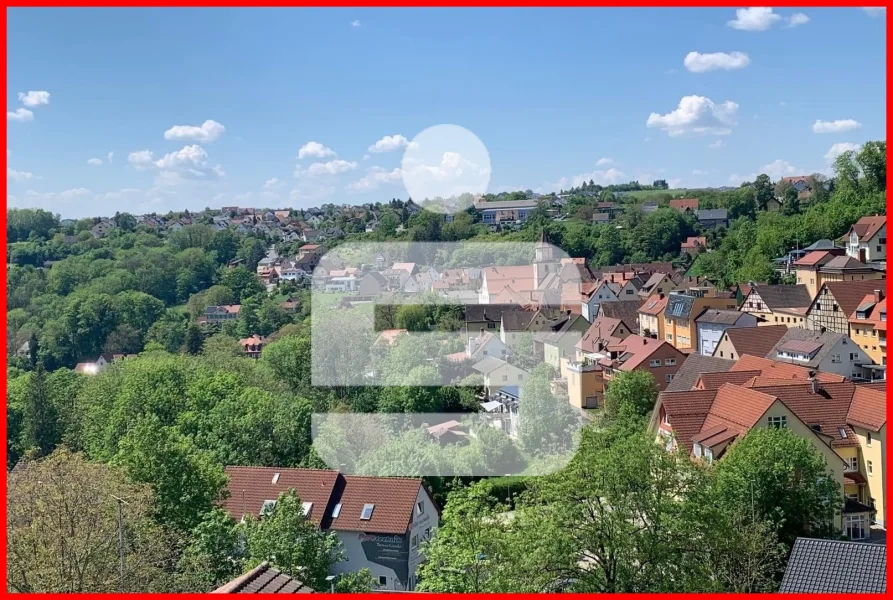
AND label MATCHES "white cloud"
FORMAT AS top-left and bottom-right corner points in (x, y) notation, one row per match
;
(297, 141), (336, 160)
(107, 152), (114, 163)
(760, 159), (800, 179)
(264, 177), (283, 190)
(595, 157), (615, 166)
(692, 169), (708, 176)
(668, 178), (684, 188)
(163, 119), (226, 143)
(59, 187), (91, 199)
(17, 91), (50, 107)
(825, 142), (861, 163)
(154, 144), (209, 170)
(683, 51), (750, 73)
(813, 119), (862, 133)
(788, 13), (810, 27)
(863, 7), (885, 16)
(347, 167), (402, 192)
(727, 8), (782, 31)
(646, 95), (739, 137)
(351, 19), (362, 27)
(367, 134), (416, 153)
(128, 150), (155, 170)
(7, 108), (34, 122)
(303, 159), (358, 176)
(87, 158), (103, 166)
(7, 168), (35, 182)
(709, 139), (725, 149)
